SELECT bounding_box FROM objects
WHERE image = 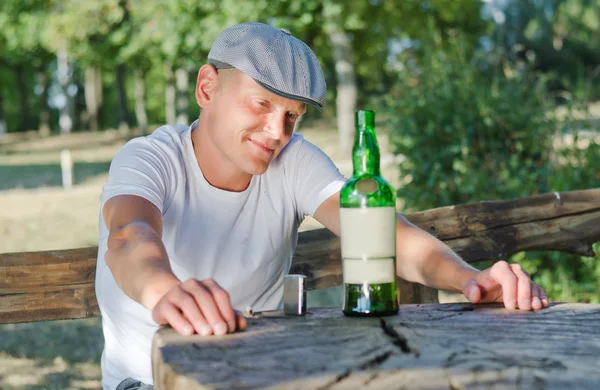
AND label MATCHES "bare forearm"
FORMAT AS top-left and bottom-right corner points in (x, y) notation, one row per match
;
(106, 223), (180, 310)
(395, 216), (478, 292)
